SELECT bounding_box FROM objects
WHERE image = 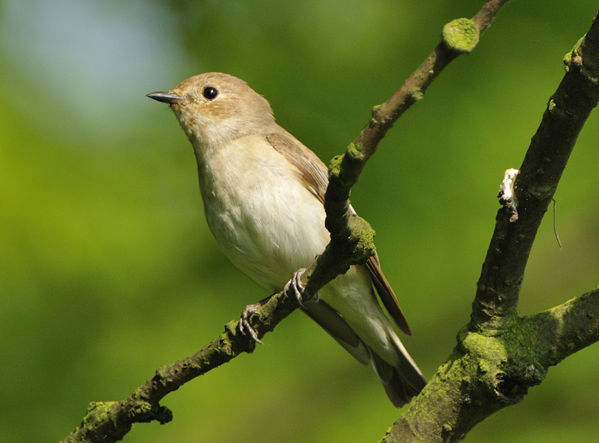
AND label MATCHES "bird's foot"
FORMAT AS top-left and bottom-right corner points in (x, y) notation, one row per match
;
(238, 298), (270, 345)
(283, 268), (319, 309)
